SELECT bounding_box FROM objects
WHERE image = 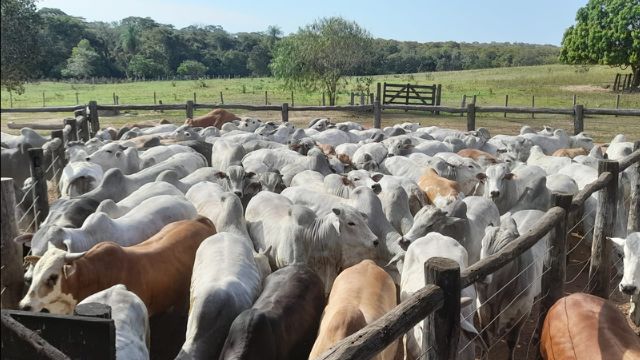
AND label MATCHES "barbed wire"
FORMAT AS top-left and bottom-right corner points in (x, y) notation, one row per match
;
(416, 345), (434, 359)
(565, 256), (591, 284)
(14, 182), (36, 208)
(566, 225), (595, 256)
(459, 266), (551, 355)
